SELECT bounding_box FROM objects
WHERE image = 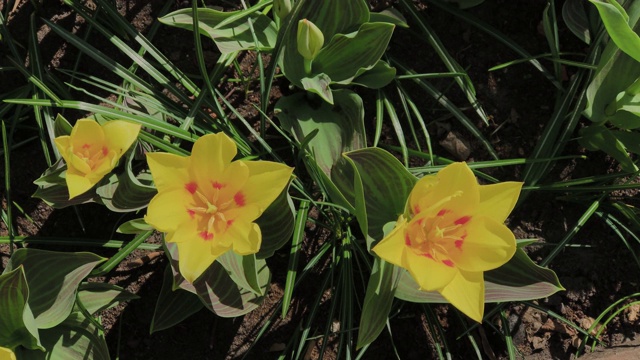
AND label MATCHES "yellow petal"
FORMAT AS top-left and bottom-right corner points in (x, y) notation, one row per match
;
(228, 221), (262, 255)
(241, 160), (293, 212)
(408, 174), (437, 215)
(146, 152), (191, 193)
(0, 346), (16, 360)
(103, 120), (141, 156)
(145, 188), (196, 233)
(372, 216), (408, 266)
(225, 204), (261, 225)
(54, 136), (72, 164)
(69, 153), (92, 175)
(439, 270), (485, 322)
(450, 216), (516, 273)
(70, 119), (105, 149)
(404, 250), (458, 291)
(414, 162), (479, 217)
(477, 182), (523, 223)
(174, 231), (227, 283)
(207, 160), (250, 205)
(191, 133), (237, 188)
(66, 168), (96, 199)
